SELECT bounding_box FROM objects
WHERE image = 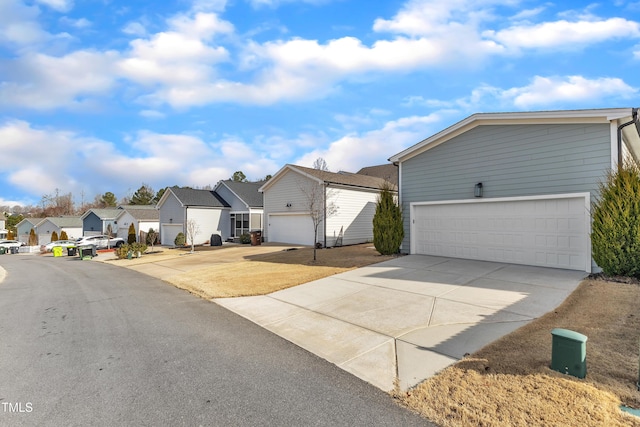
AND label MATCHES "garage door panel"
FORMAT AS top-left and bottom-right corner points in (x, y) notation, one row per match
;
(412, 196), (588, 271)
(269, 214), (314, 245)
